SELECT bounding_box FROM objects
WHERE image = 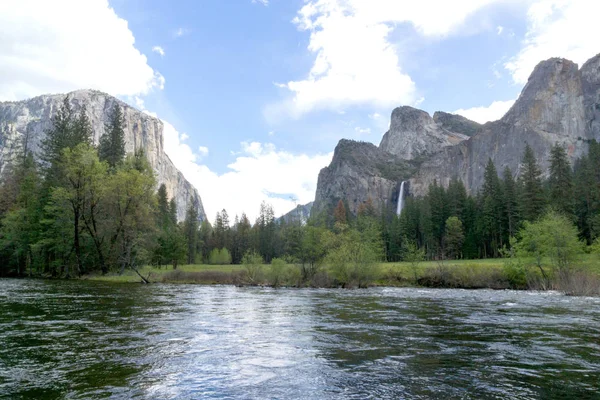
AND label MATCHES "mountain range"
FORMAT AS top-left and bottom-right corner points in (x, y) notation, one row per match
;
(312, 54), (600, 218)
